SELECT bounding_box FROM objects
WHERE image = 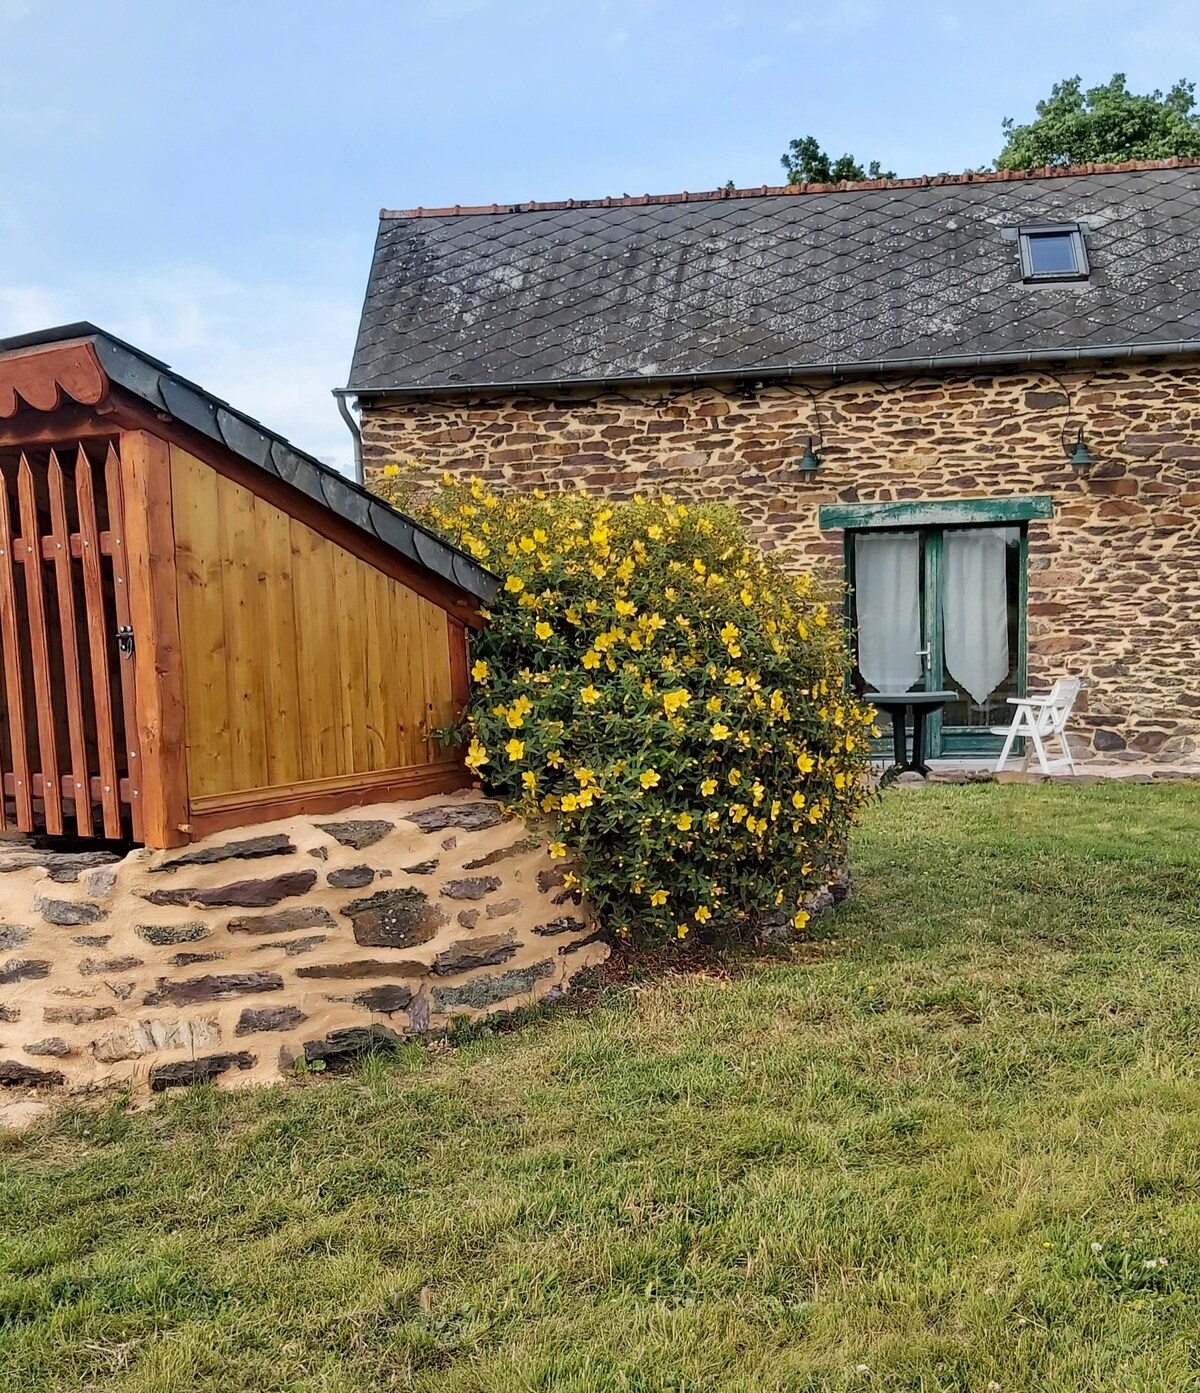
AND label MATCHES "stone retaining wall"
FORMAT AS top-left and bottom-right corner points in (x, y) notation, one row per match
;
(0, 792), (606, 1092)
